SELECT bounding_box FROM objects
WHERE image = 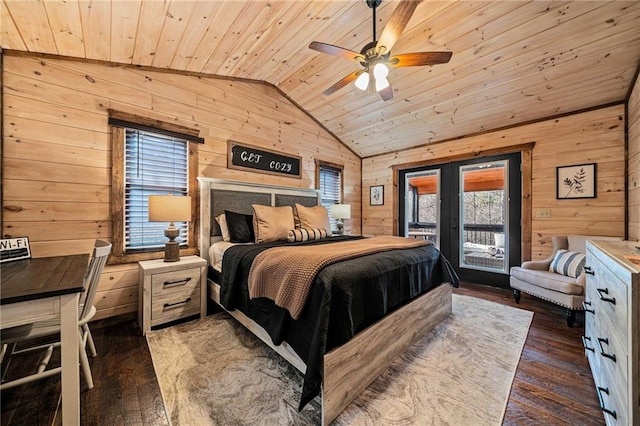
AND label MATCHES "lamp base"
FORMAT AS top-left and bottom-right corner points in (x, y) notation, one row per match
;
(164, 242), (180, 262)
(336, 221), (344, 236)
(164, 226), (180, 262)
